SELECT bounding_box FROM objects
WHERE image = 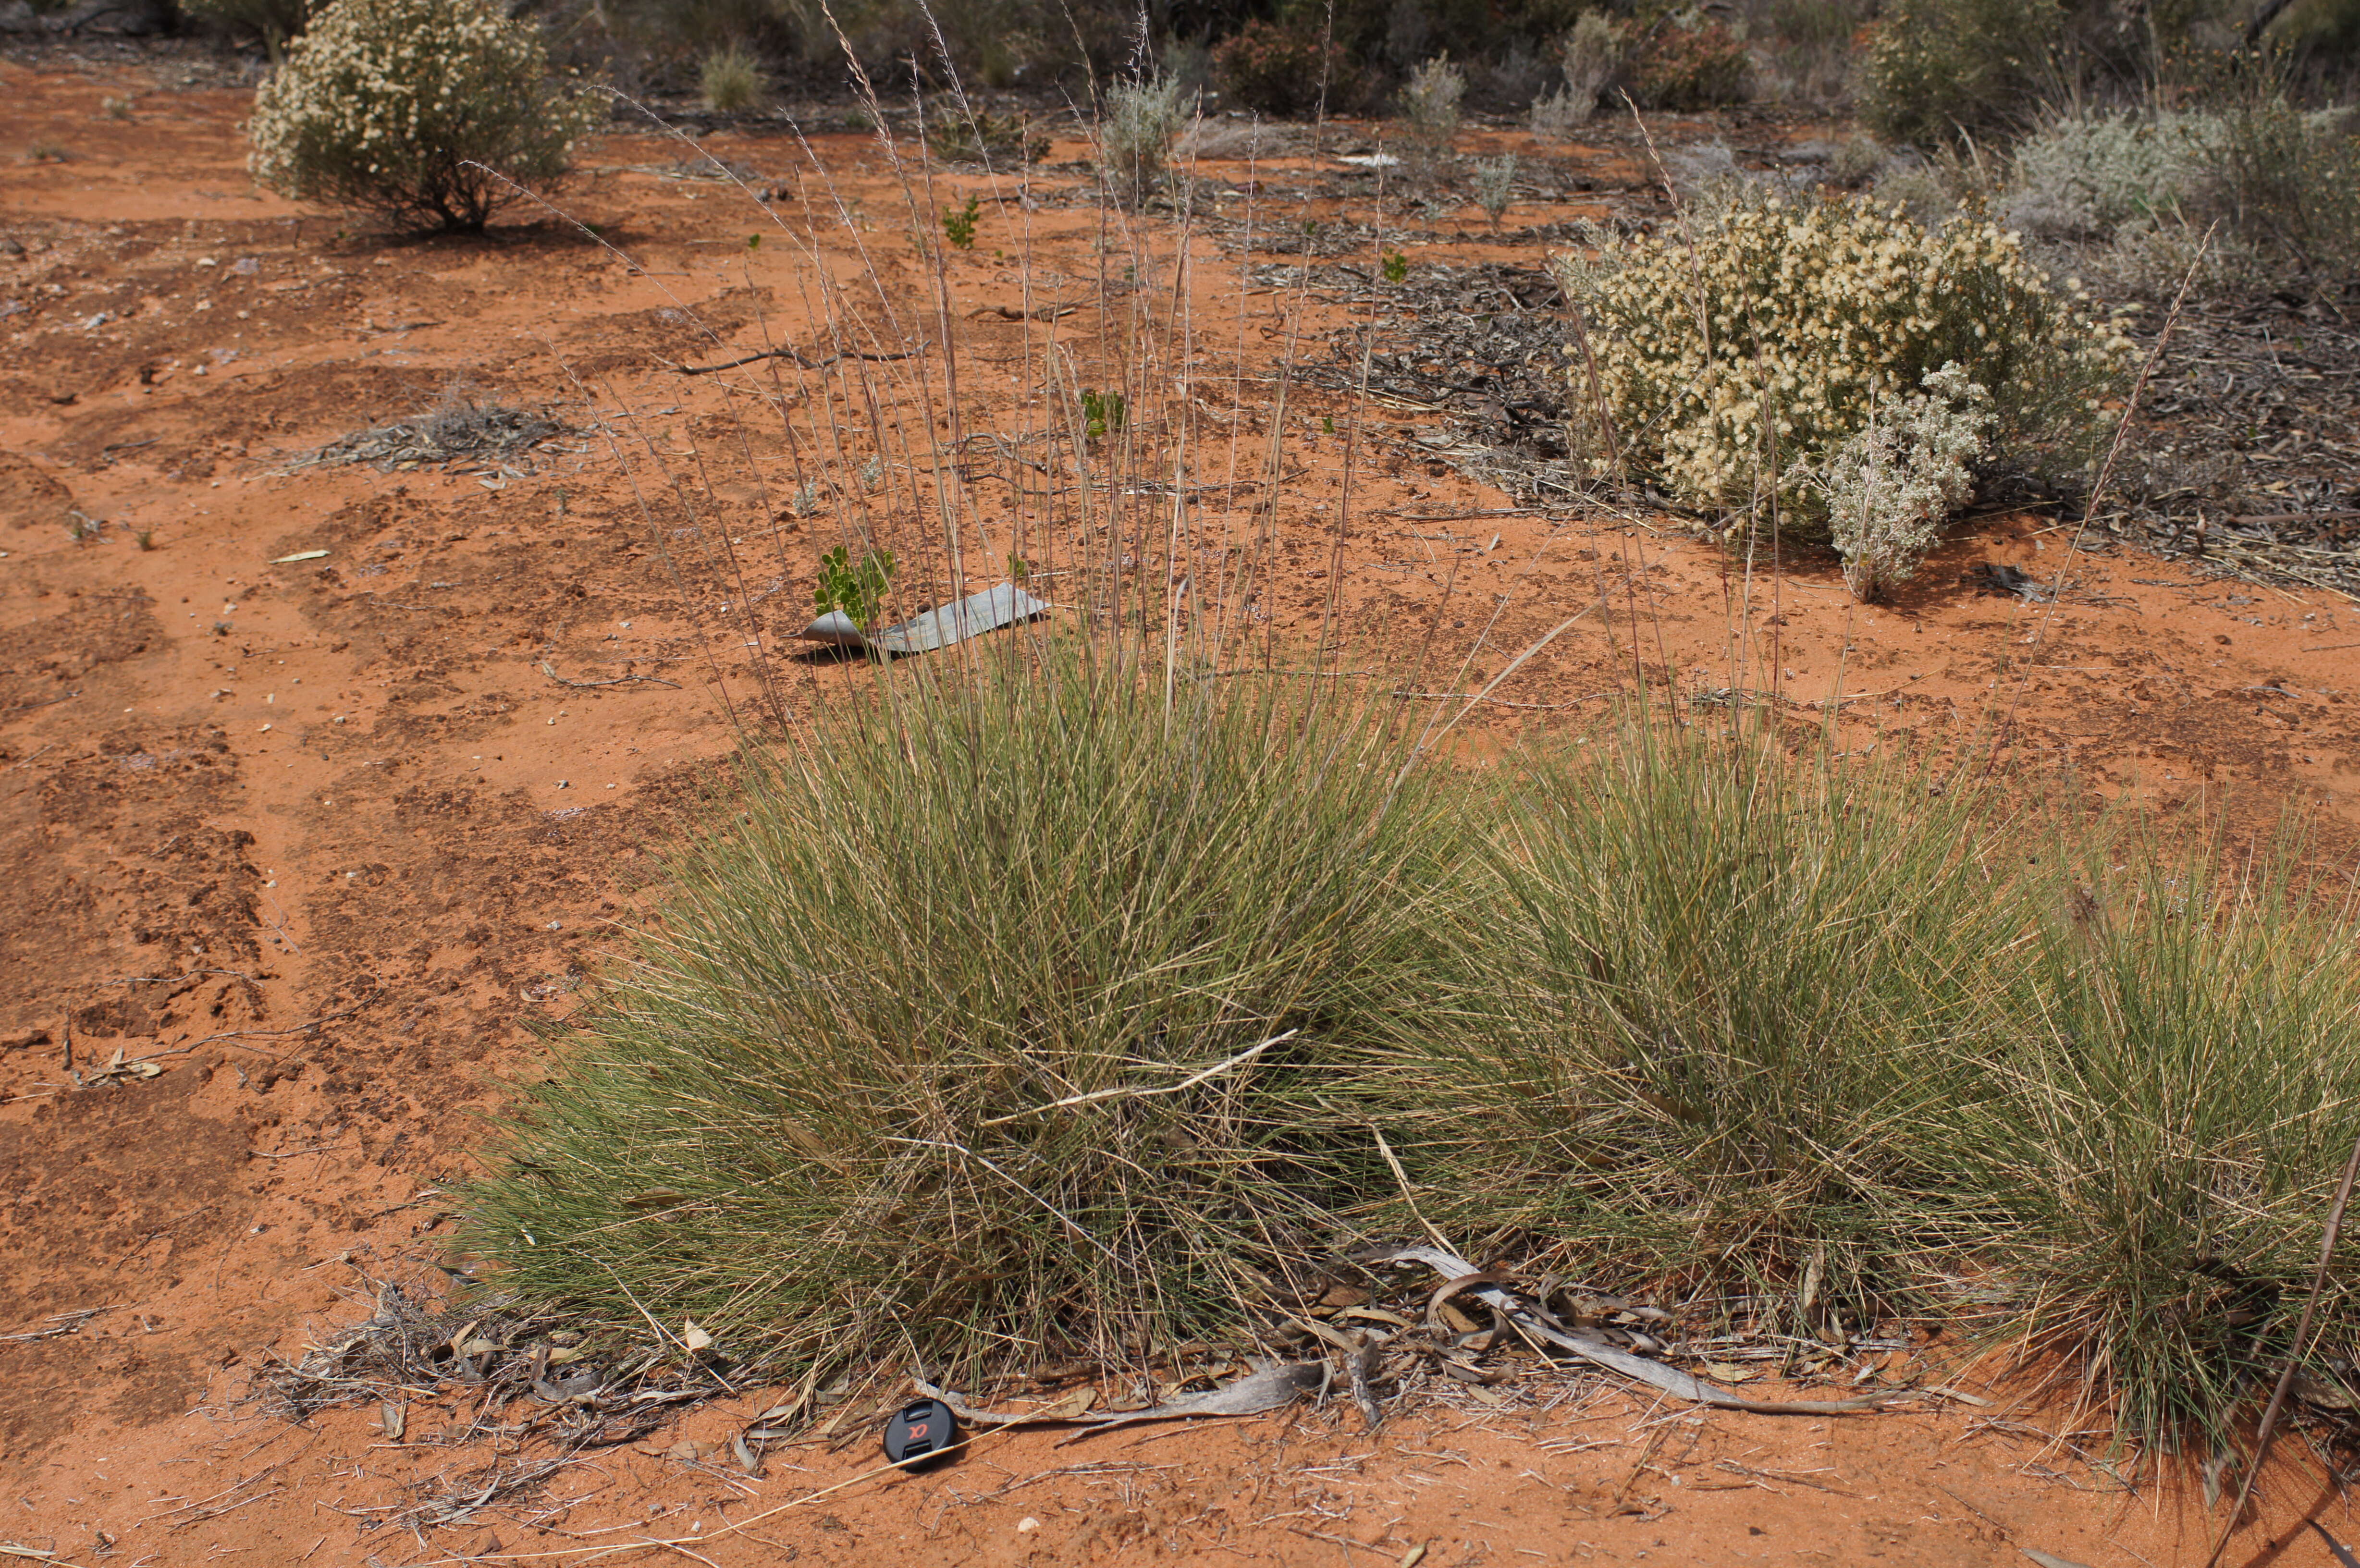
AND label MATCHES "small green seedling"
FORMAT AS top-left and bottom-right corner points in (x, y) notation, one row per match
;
(135, 527), (157, 551)
(943, 195), (980, 250)
(1079, 389), (1127, 441)
(1382, 249), (1408, 284)
(1008, 552), (1030, 582)
(1322, 415), (1336, 434)
(748, 233), (762, 250)
(815, 545), (897, 631)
